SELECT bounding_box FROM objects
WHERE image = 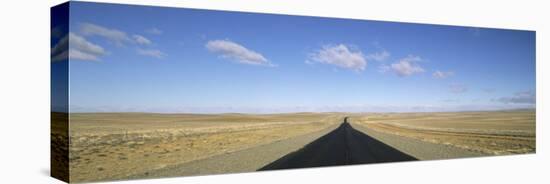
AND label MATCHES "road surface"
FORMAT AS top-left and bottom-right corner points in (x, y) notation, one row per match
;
(260, 117), (417, 170)
(129, 117), (484, 179)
